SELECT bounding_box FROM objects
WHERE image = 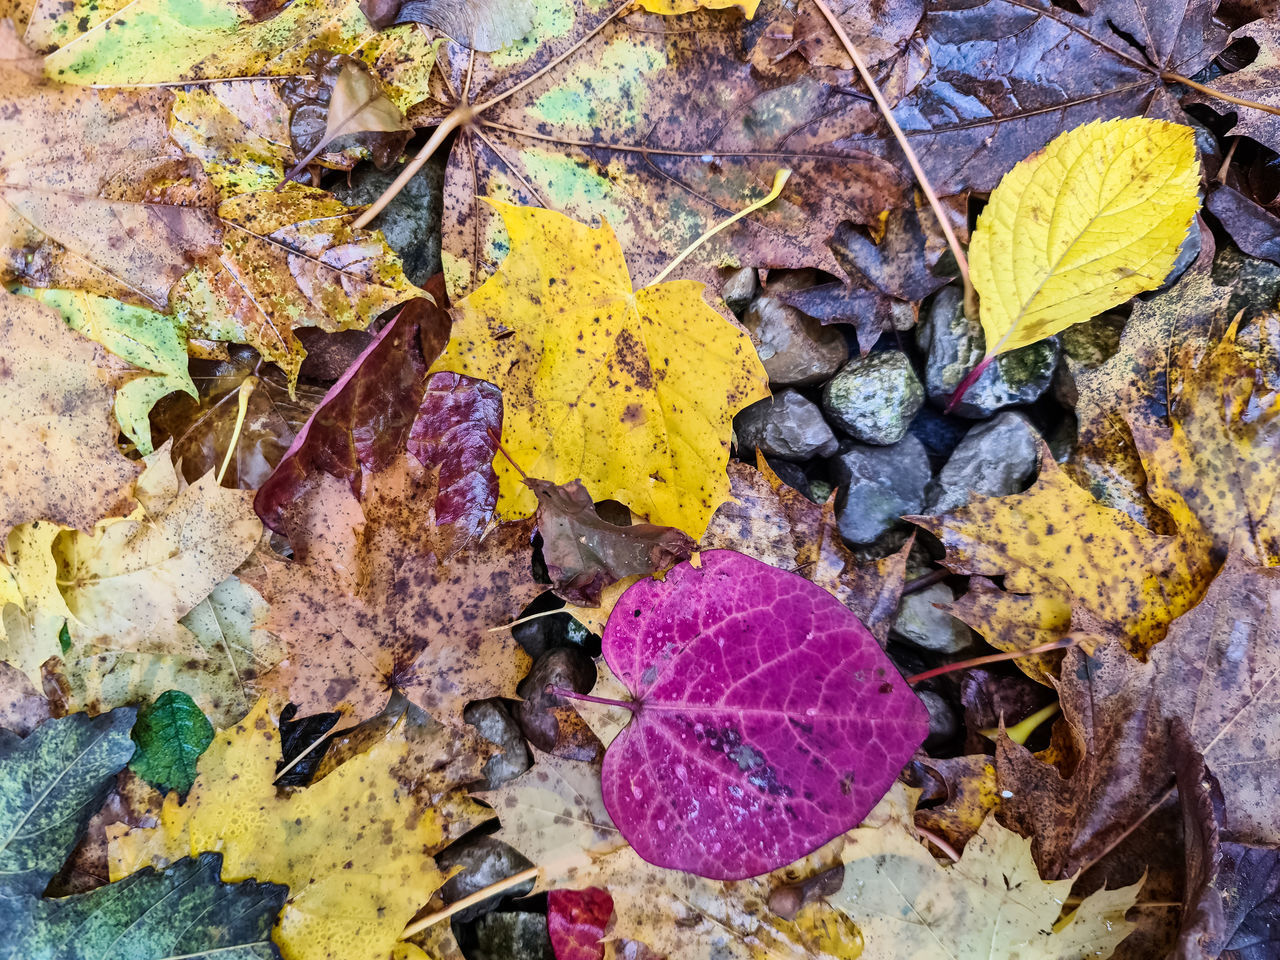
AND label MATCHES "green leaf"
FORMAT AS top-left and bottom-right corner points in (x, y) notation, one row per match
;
(0, 853), (286, 960)
(14, 287), (197, 455)
(129, 690), (216, 793)
(0, 709), (136, 895)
